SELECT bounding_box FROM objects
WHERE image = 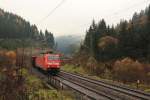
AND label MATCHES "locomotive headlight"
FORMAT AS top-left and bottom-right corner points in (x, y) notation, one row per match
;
(48, 62), (59, 65)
